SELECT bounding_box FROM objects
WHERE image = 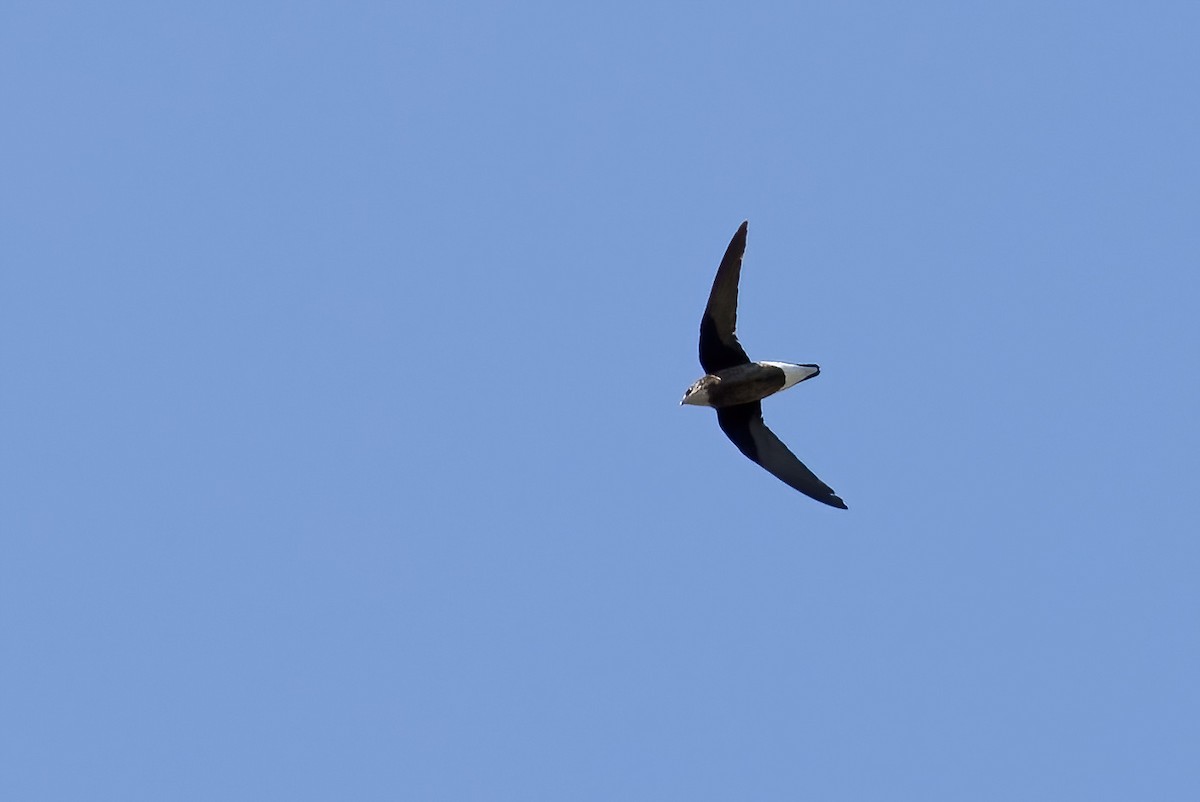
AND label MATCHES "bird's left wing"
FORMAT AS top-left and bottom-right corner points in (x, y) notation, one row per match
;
(699, 221), (752, 373)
